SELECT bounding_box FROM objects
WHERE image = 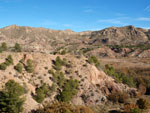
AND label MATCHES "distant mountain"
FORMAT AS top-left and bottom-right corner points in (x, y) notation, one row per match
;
(89, 25), (150, 45)
(0, 25), (150, 53)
